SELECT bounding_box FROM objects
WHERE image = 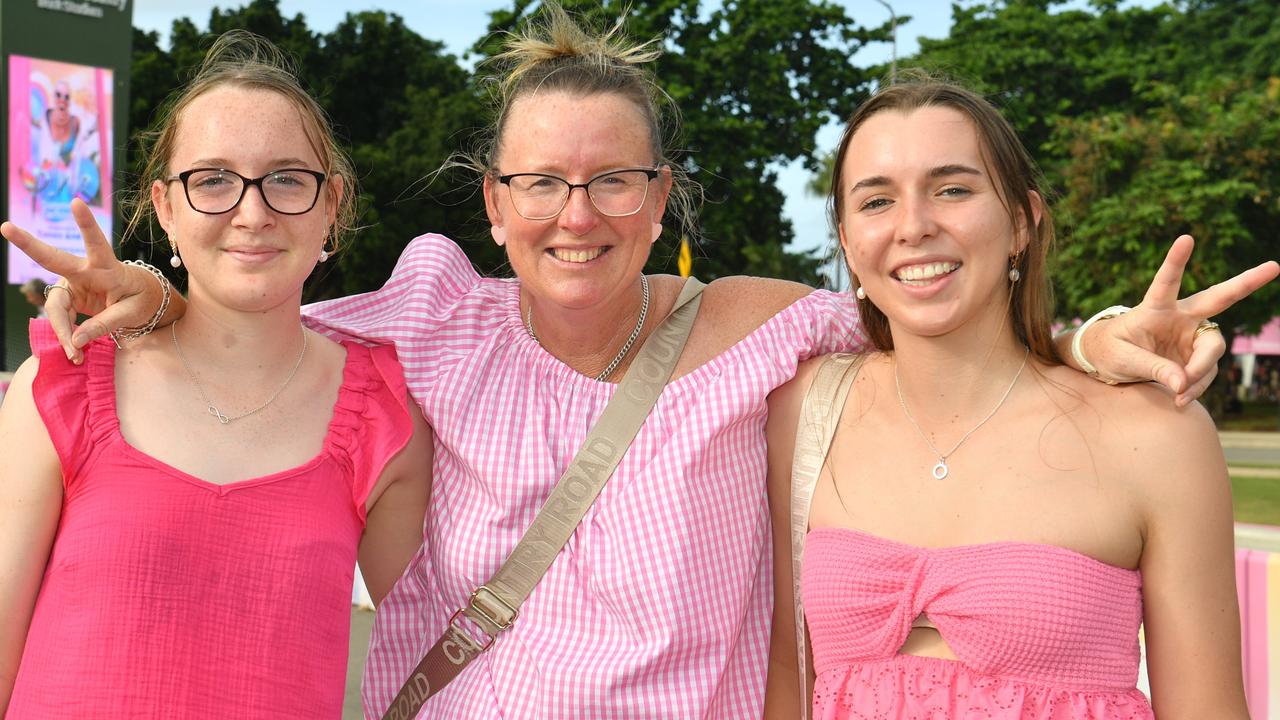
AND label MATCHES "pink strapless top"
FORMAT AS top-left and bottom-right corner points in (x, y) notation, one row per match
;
(802, 526), (1155, 719)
